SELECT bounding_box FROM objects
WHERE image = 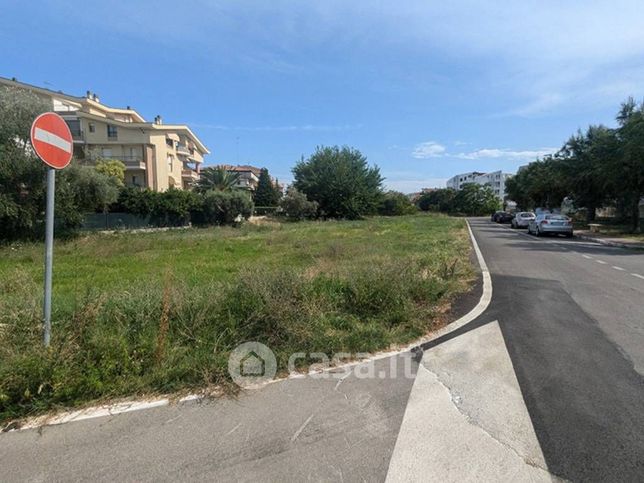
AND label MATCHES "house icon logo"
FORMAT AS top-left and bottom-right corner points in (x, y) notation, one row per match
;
(241, 351), (265, 376)
(228, 342), (277, 388)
